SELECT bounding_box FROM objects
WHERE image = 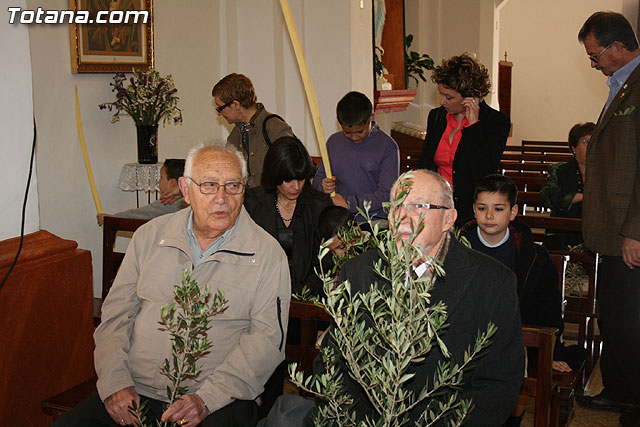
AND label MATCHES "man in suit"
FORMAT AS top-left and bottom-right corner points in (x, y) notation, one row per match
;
(577, 11), (640, 425)
(311, 170), (524, 426)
